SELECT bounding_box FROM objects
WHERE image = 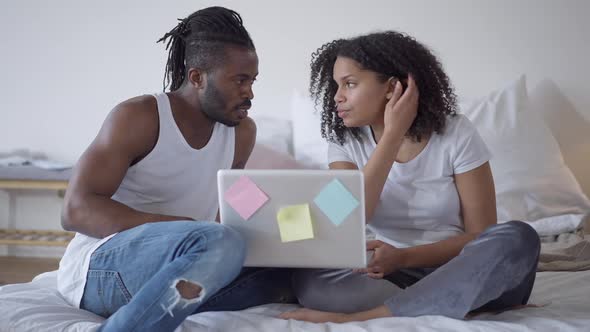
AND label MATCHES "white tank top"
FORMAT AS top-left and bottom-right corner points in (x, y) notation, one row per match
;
(57, 92), (235, 307)
(111, 92), (235, 220)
